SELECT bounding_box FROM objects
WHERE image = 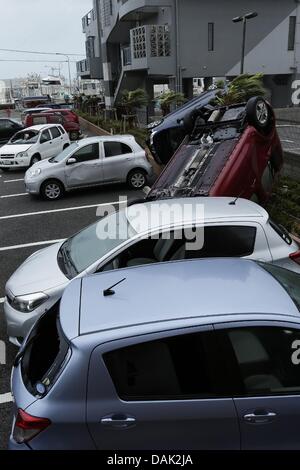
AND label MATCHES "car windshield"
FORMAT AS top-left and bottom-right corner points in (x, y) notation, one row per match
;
(258, 262), (300, 311)
(8, 130), (39, 145)
(50, 143), (79, 163)
(57, 209), (137, 278)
